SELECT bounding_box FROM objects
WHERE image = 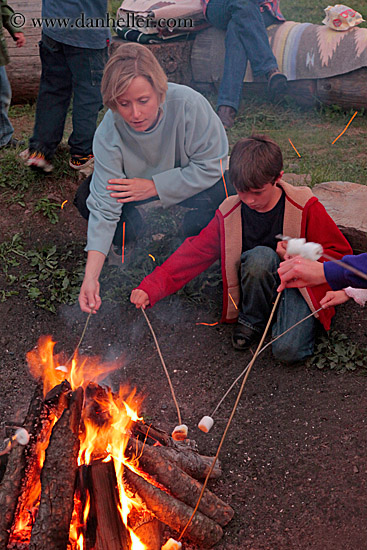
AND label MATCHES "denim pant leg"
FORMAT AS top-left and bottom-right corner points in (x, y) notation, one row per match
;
(0, 66), (14, 147)
(66, 46), (107, 156)
(239, 246), (280, 333)
(207, 0), (278, 111)
(271, 288), (316, 363)
(29, 35), (73, 158)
